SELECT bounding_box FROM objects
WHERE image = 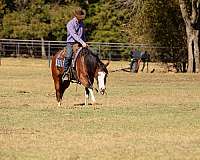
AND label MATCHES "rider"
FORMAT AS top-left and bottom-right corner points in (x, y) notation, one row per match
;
(62, 7), (88, 81)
